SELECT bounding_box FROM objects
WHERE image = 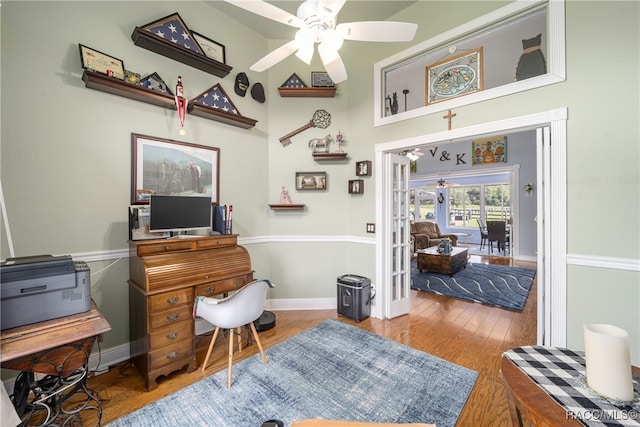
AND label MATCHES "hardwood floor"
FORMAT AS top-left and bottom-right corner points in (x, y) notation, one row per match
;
(82, 254), (536, 426)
